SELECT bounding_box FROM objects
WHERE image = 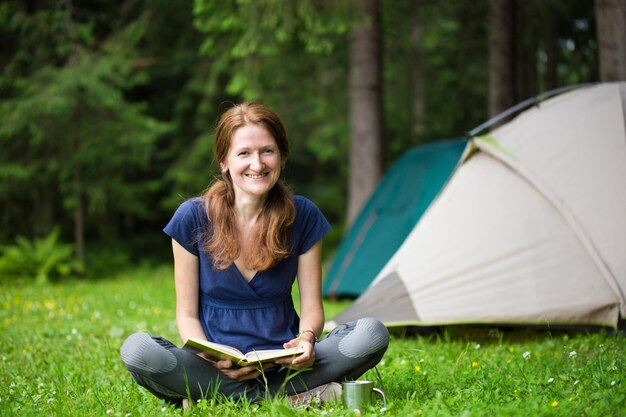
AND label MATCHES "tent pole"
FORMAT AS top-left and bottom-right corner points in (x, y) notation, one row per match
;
(466, 82), (599, 138)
